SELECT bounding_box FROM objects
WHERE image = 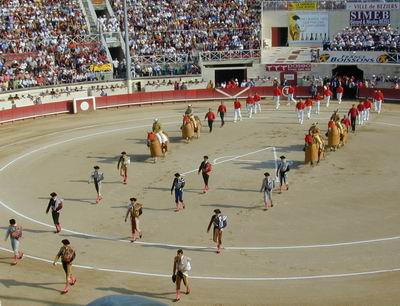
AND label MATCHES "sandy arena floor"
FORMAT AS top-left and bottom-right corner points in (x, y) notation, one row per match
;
(0, 98), (400, 306)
